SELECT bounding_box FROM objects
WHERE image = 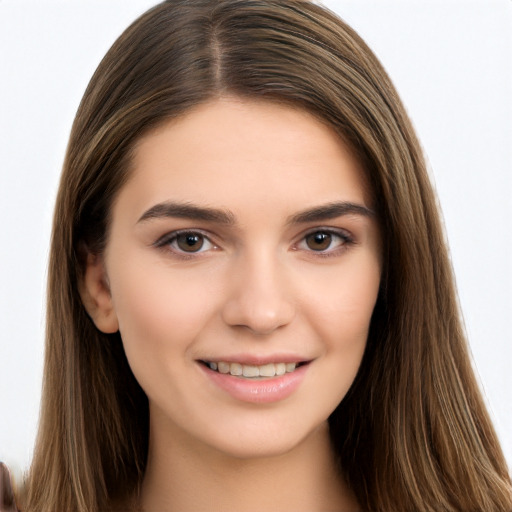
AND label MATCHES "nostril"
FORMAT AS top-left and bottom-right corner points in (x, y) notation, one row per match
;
(222, 298), (295, 335)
